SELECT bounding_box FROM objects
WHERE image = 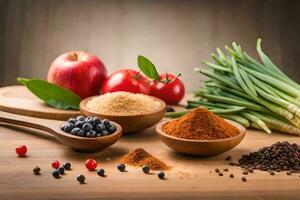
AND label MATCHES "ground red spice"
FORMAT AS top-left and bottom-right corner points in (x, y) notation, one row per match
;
(120, 148), (169, 170)
(162, 107), (239, 140)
